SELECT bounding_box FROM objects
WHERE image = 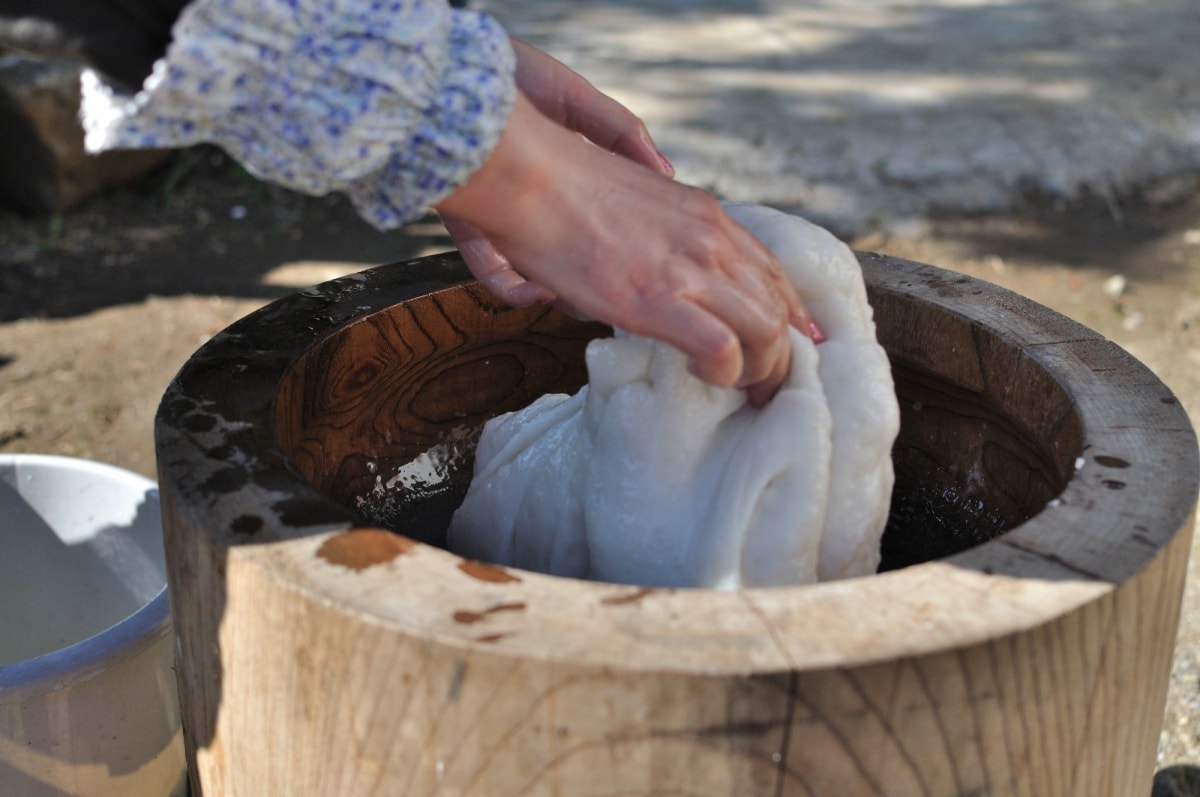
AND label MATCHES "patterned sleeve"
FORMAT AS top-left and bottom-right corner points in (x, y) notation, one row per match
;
(80, 0), (516, 229)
